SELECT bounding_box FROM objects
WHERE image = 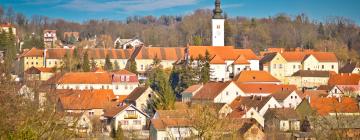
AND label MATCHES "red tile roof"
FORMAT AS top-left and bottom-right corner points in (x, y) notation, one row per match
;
(20, 48), (43, 57)
(310, 97), (359, 115)
(192, 81), (232, 101)
(236, 84), (297, 94)
(57, 72), (112, 84)
(210, 55), (226, 64)
(102, 104), (129, 117)
(188, 46), (259, 61)
(281, 52), (337, 62)
(328, 73), (360, 85)
(234, 70), (281, 83)
(233, 55), (250, 65)
(131, 46), (185, 60)
(230, 96), (273, 111)
(151, 118), (191, 130)
(58, 89), (117, 110)
(182, 84), (203, 94)
(25, 66), (54, 74)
